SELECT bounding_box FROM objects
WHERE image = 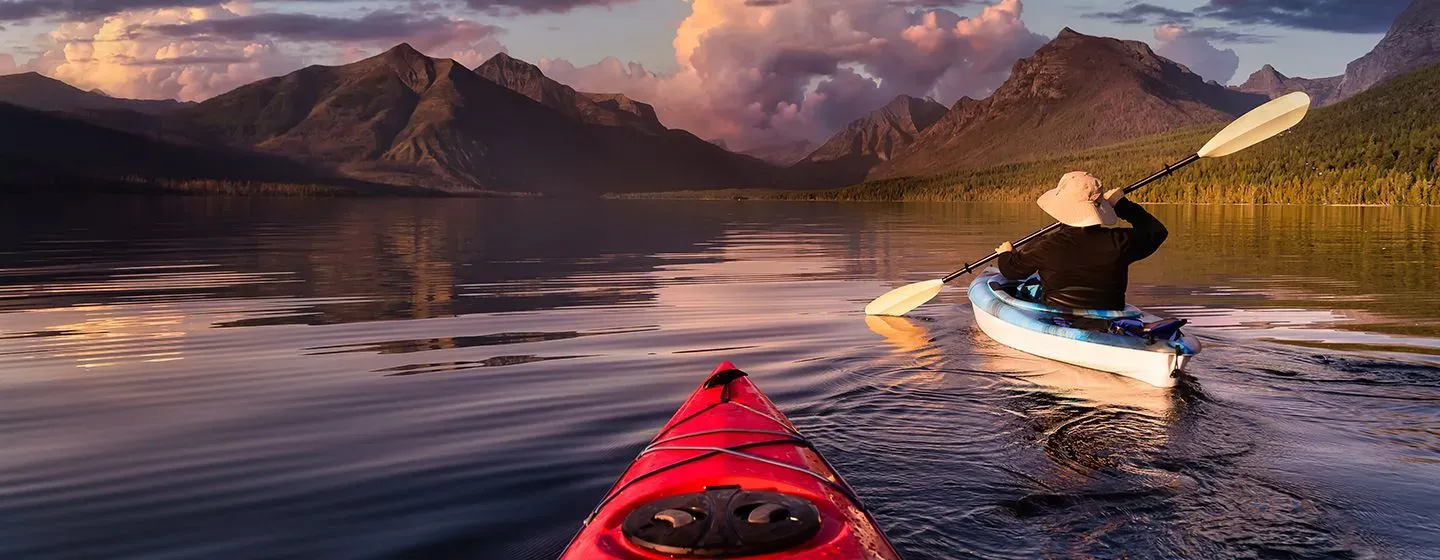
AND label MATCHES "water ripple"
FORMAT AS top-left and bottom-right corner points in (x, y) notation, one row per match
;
(0, 199), (1435, 559)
